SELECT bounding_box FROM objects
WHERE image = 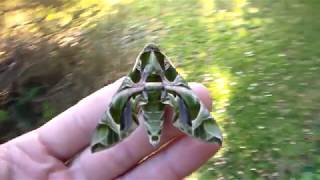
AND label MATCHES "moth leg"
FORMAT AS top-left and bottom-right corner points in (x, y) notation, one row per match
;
(132, 92), (147, 121)
(140, 89), (149, 106)
(161, 92), (192, 135)
(161, 91), (178, 122)
(121, 96), (142, 137)
(175, 96), (193, 134)
(118, 93), (147, 140)
(132, 113), (139, 126)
